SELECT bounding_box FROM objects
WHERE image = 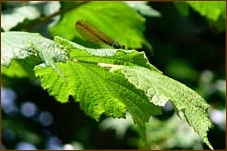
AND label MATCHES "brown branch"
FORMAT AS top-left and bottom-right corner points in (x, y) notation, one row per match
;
(13, 2), (89, 31)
